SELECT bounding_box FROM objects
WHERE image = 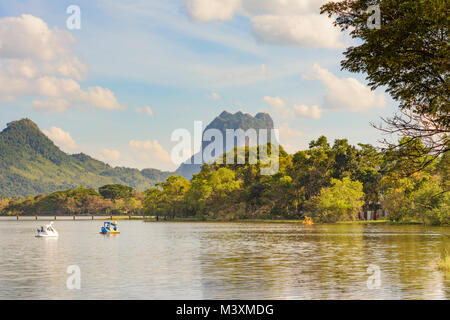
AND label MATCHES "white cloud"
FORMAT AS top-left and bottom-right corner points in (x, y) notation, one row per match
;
(0, 14), (123, 111)
(183, 0), (241, 22)
(241, 0), (325, 15)
(265, 94), (319, 151)
(207, 92), (221, 100)
(293, 104), (322, 119)
(136, 106), (153, 116)
(184, 0), (326, 21)
(83, 86), (124, 111)
(215, 63), (268, 86)
(279, 125), (304, 138)
(32, 98), (69, 113)
(304, 63), (386, 111)
(263, 96), (285, 110)
(183, 0), (343, 49)
(43, 127), (77, 152)
(101, 149), (121, 161)
(251, 14), (344, 49)
(264, 96), (322, 119)
(31, 77), (124, 110)
(0, 15), (74, 61)
(129, 139), (175, 170)
(0, 14), (87, 81)
(278, 123), (305, 153)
